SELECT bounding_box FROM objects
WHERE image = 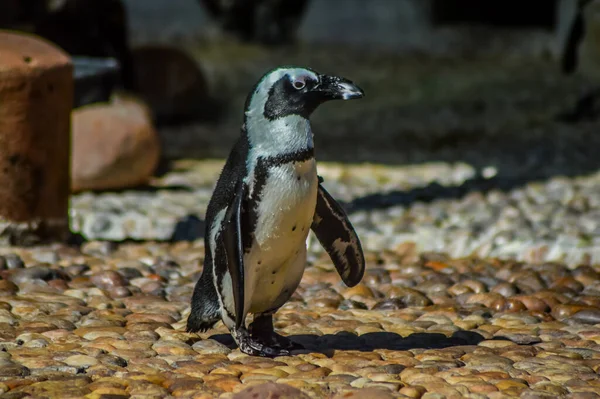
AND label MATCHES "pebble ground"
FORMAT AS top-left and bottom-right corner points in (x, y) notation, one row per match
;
(3, 158), (600, 399)
(5, 44), (600, 399)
